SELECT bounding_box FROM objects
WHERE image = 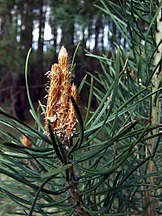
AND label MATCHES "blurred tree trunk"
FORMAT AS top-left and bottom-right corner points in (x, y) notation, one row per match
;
(0, 3), (12, 104)
(93, 15), (101, 54)
(61, 21), (74, 55)
(110, 22), (116, 51)
(51, 21), (57, 58)
(101, 22), (104, 52)
(12, 0), (34, 120)
(145, 2), (162, 215)
(34, 0), (47, 101)
(20, 0), (33, 57)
